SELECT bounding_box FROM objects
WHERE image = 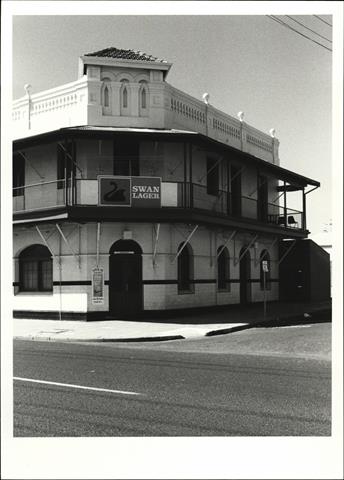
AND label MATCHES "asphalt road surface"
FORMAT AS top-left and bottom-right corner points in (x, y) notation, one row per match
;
(13, 326), (331, 437)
